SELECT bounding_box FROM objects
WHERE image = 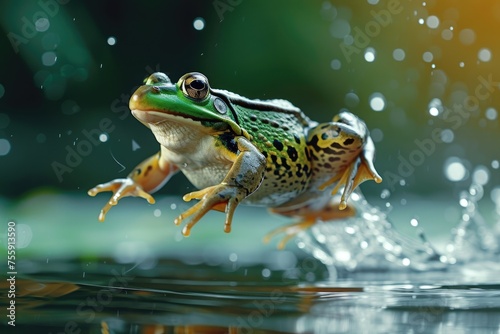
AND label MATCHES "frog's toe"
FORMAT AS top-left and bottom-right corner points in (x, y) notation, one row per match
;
(89, 178), (156, 221)
(264, 218), (317, 250)
(175, 185), (244, 236)
(174, 200), (215, 236)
